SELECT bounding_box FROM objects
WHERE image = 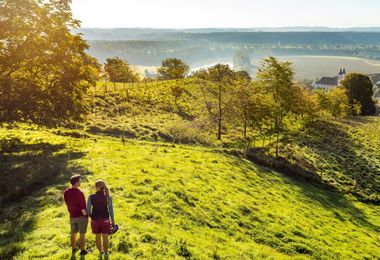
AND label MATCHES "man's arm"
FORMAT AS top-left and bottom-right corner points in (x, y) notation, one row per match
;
(86, 195), (92, 217)
(78, 191), (87, 216)
(108, 197), (115, 224)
